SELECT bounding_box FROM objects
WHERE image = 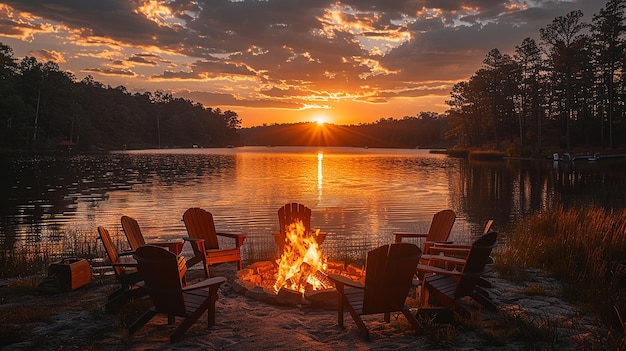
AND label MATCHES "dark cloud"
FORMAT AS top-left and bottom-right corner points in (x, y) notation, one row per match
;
(83, 67), (137, 77)
(183, 89), (303, 109)
(128, 54), (158, 66)
(150, 59), (257, 80)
